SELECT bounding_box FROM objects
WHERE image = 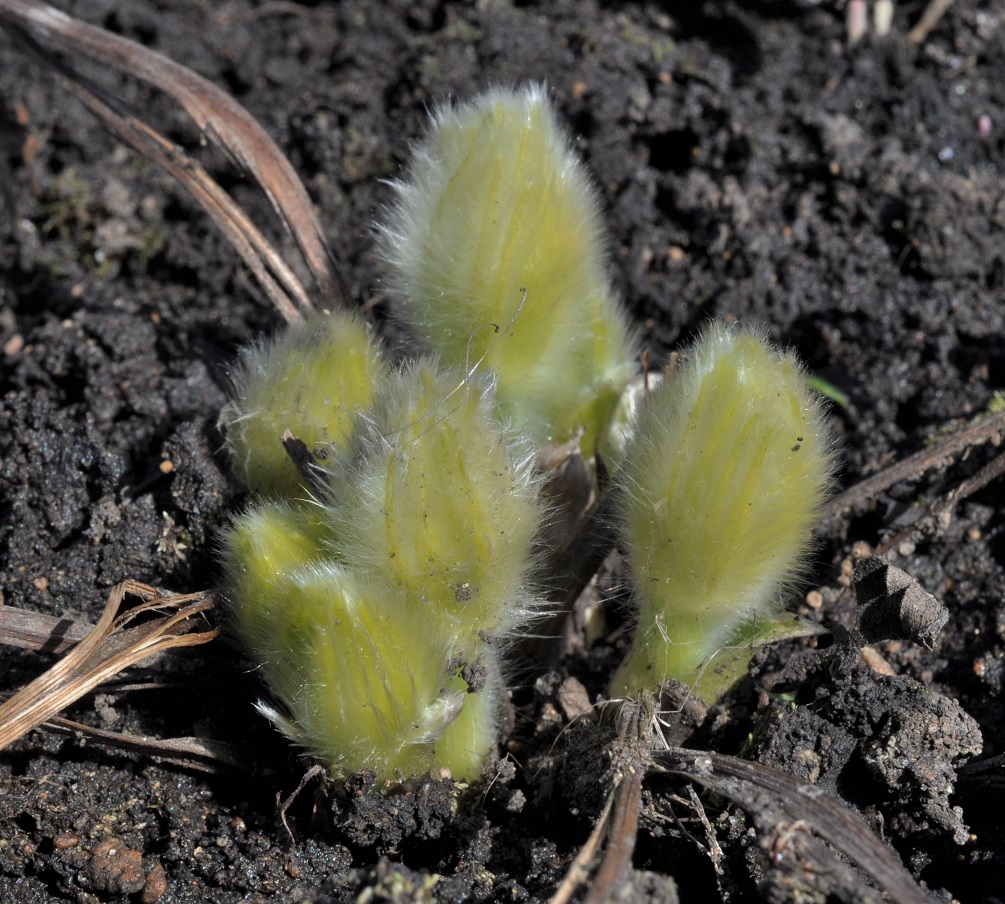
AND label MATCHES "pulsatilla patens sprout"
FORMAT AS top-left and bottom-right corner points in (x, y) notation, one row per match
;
(610, 323), (834, 702)
(379, 84), (636, 463)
